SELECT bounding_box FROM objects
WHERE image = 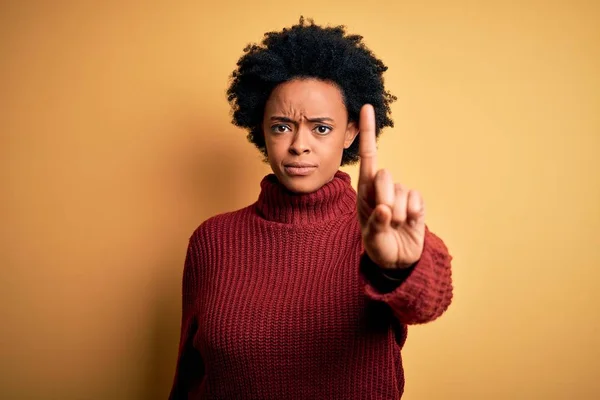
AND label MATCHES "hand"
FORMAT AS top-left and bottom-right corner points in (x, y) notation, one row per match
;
(357, 104), (426, 269)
